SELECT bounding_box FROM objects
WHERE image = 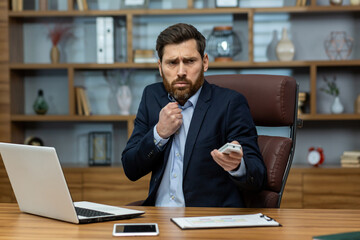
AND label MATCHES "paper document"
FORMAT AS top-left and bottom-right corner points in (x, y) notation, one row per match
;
(171, 213), (281, 229)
